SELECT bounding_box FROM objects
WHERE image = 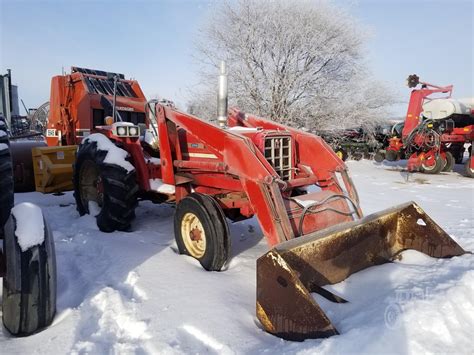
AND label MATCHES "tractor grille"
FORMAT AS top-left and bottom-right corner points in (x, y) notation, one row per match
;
(264, 136), (292, 180)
